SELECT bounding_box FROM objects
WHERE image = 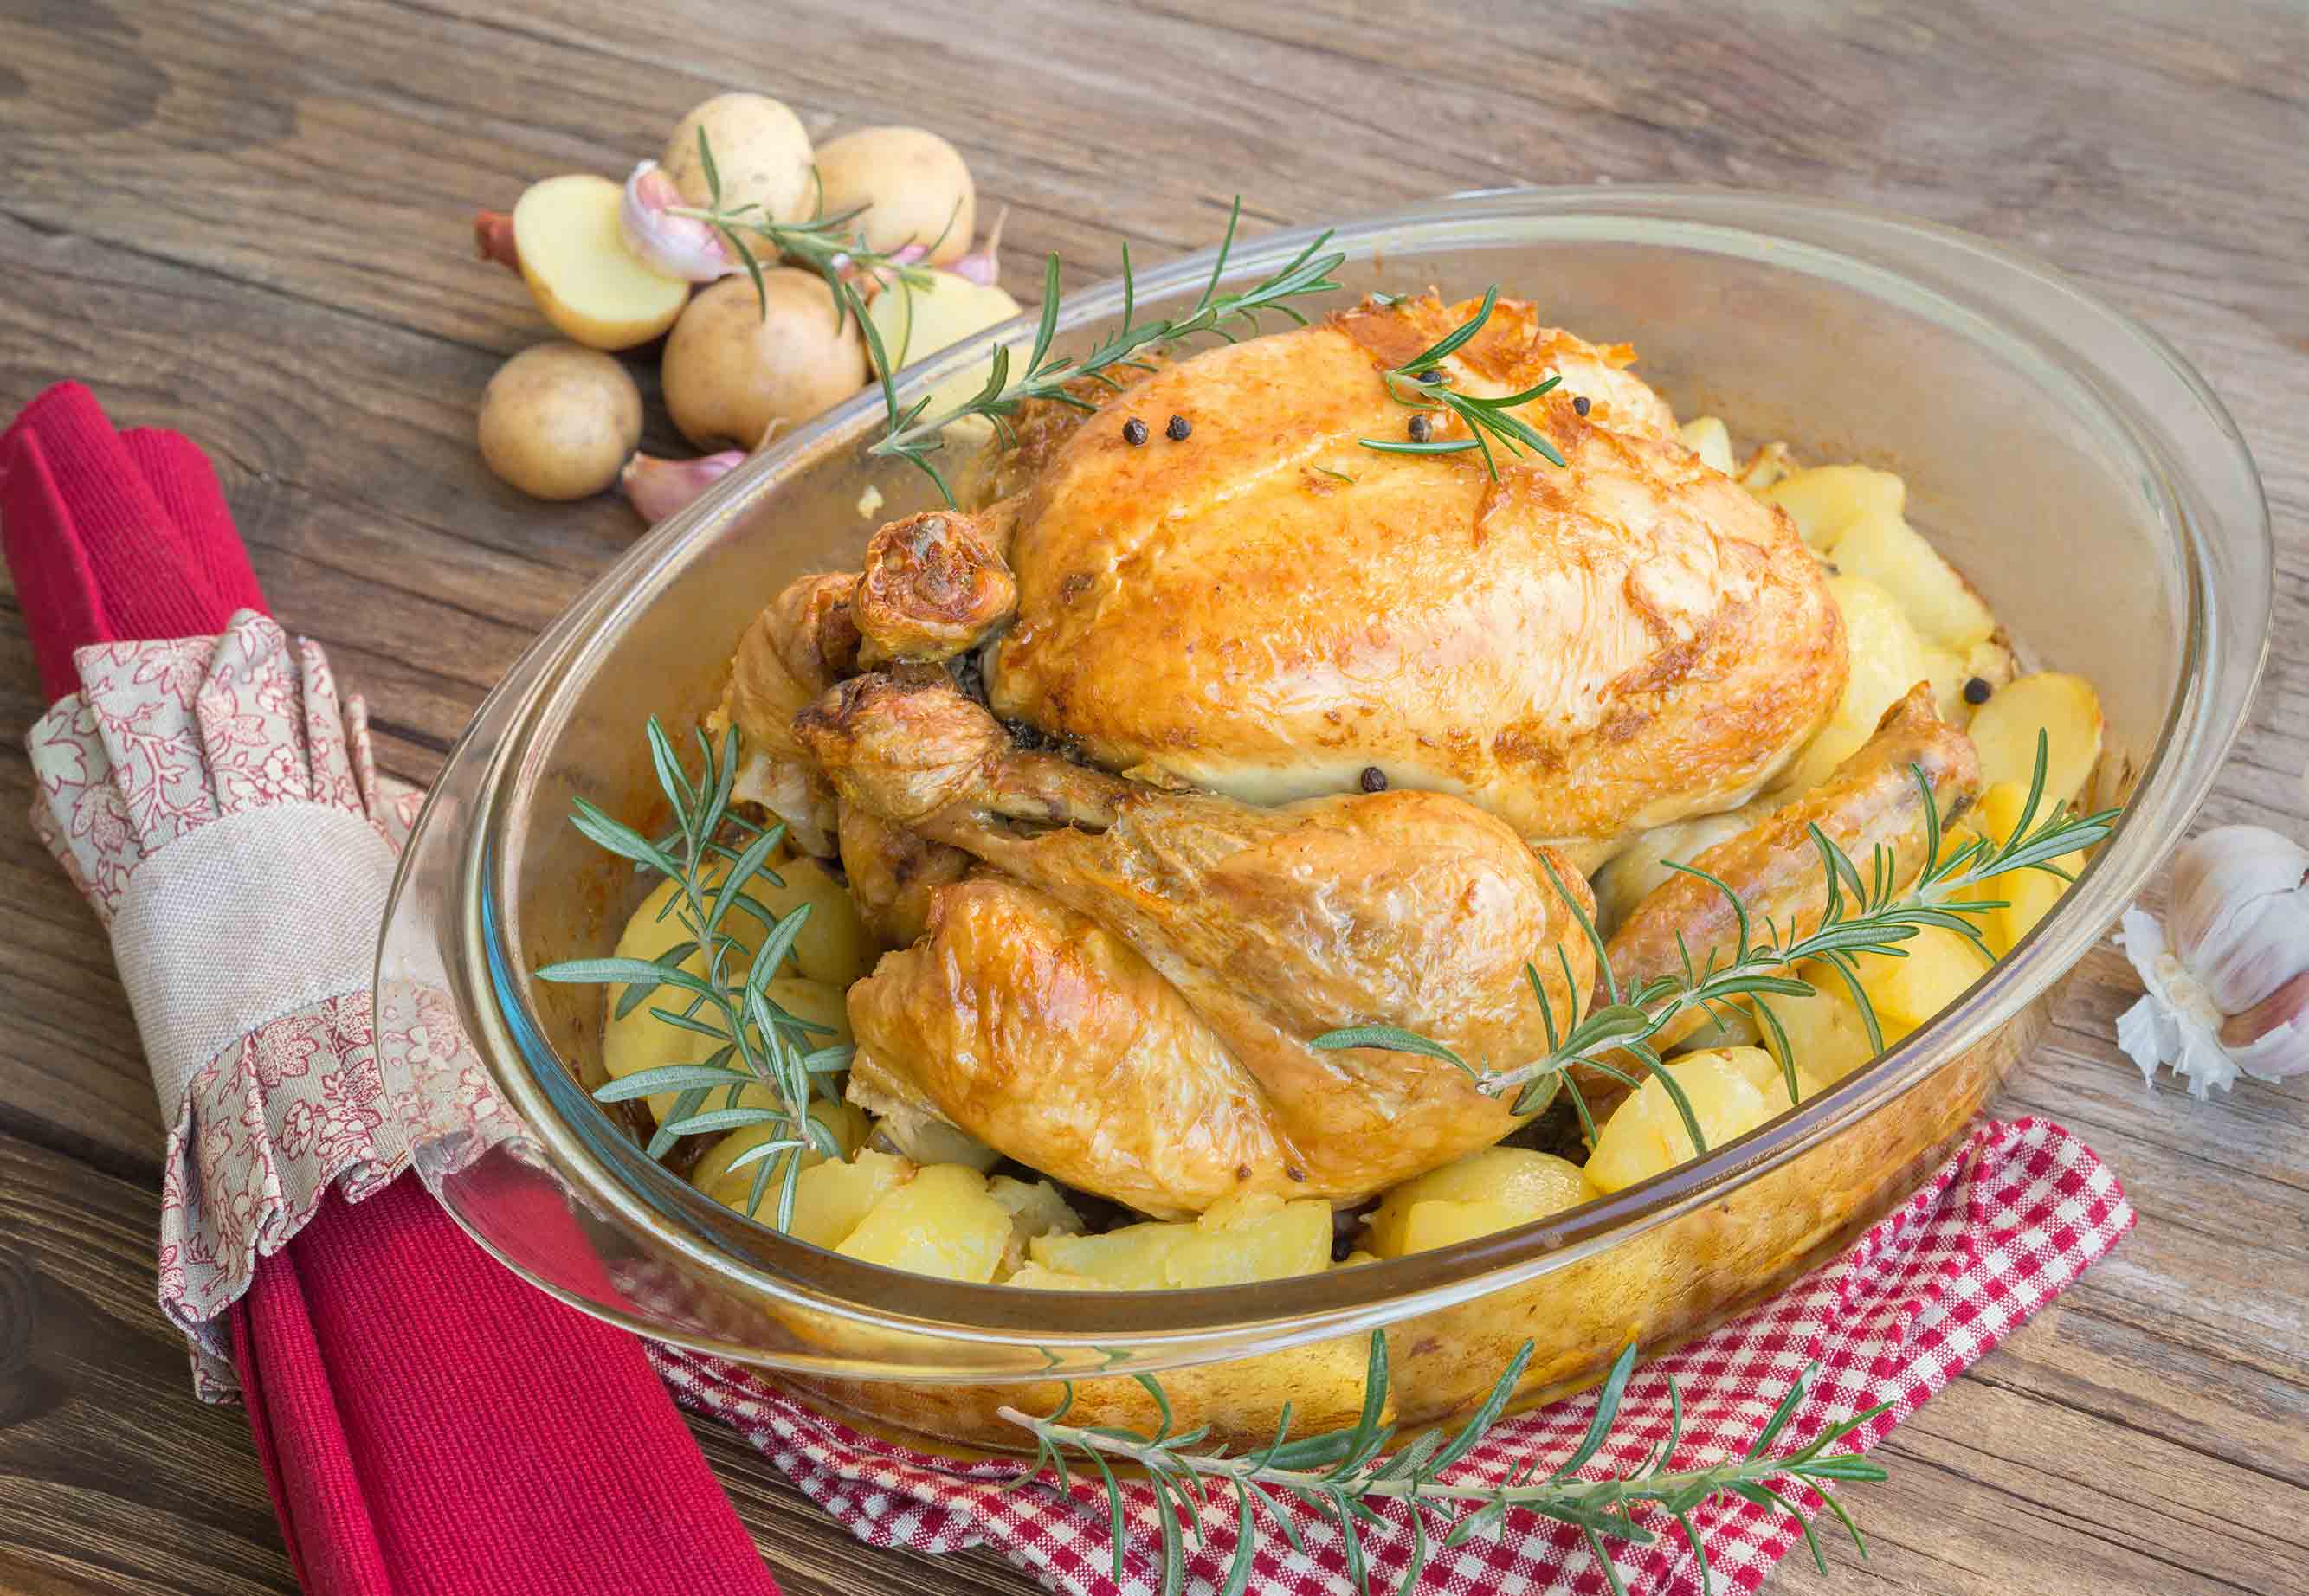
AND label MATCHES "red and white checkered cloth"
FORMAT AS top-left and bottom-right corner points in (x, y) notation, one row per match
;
(652, 1116), (2131, 1596)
